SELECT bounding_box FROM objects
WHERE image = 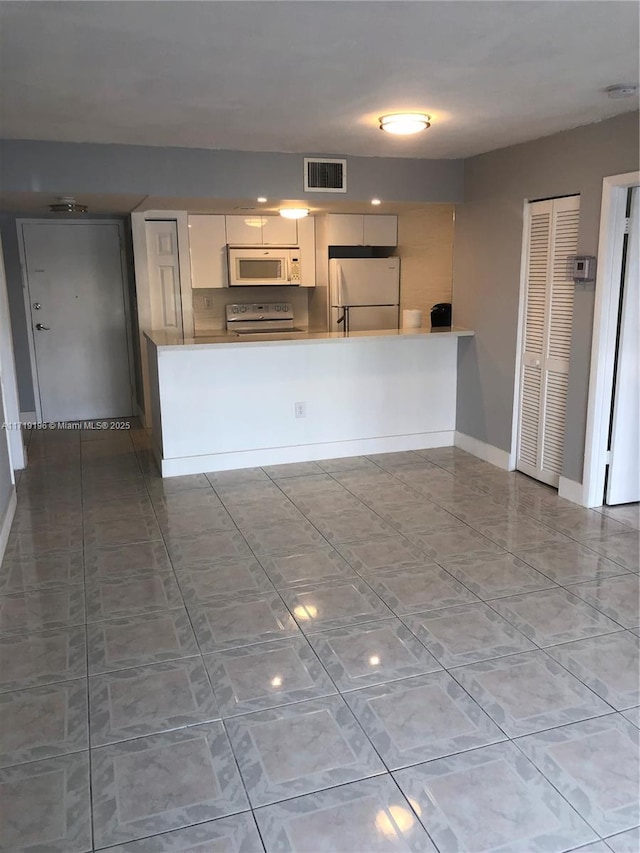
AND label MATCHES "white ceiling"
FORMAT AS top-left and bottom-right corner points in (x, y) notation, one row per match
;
(0, 1), (638, 160)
